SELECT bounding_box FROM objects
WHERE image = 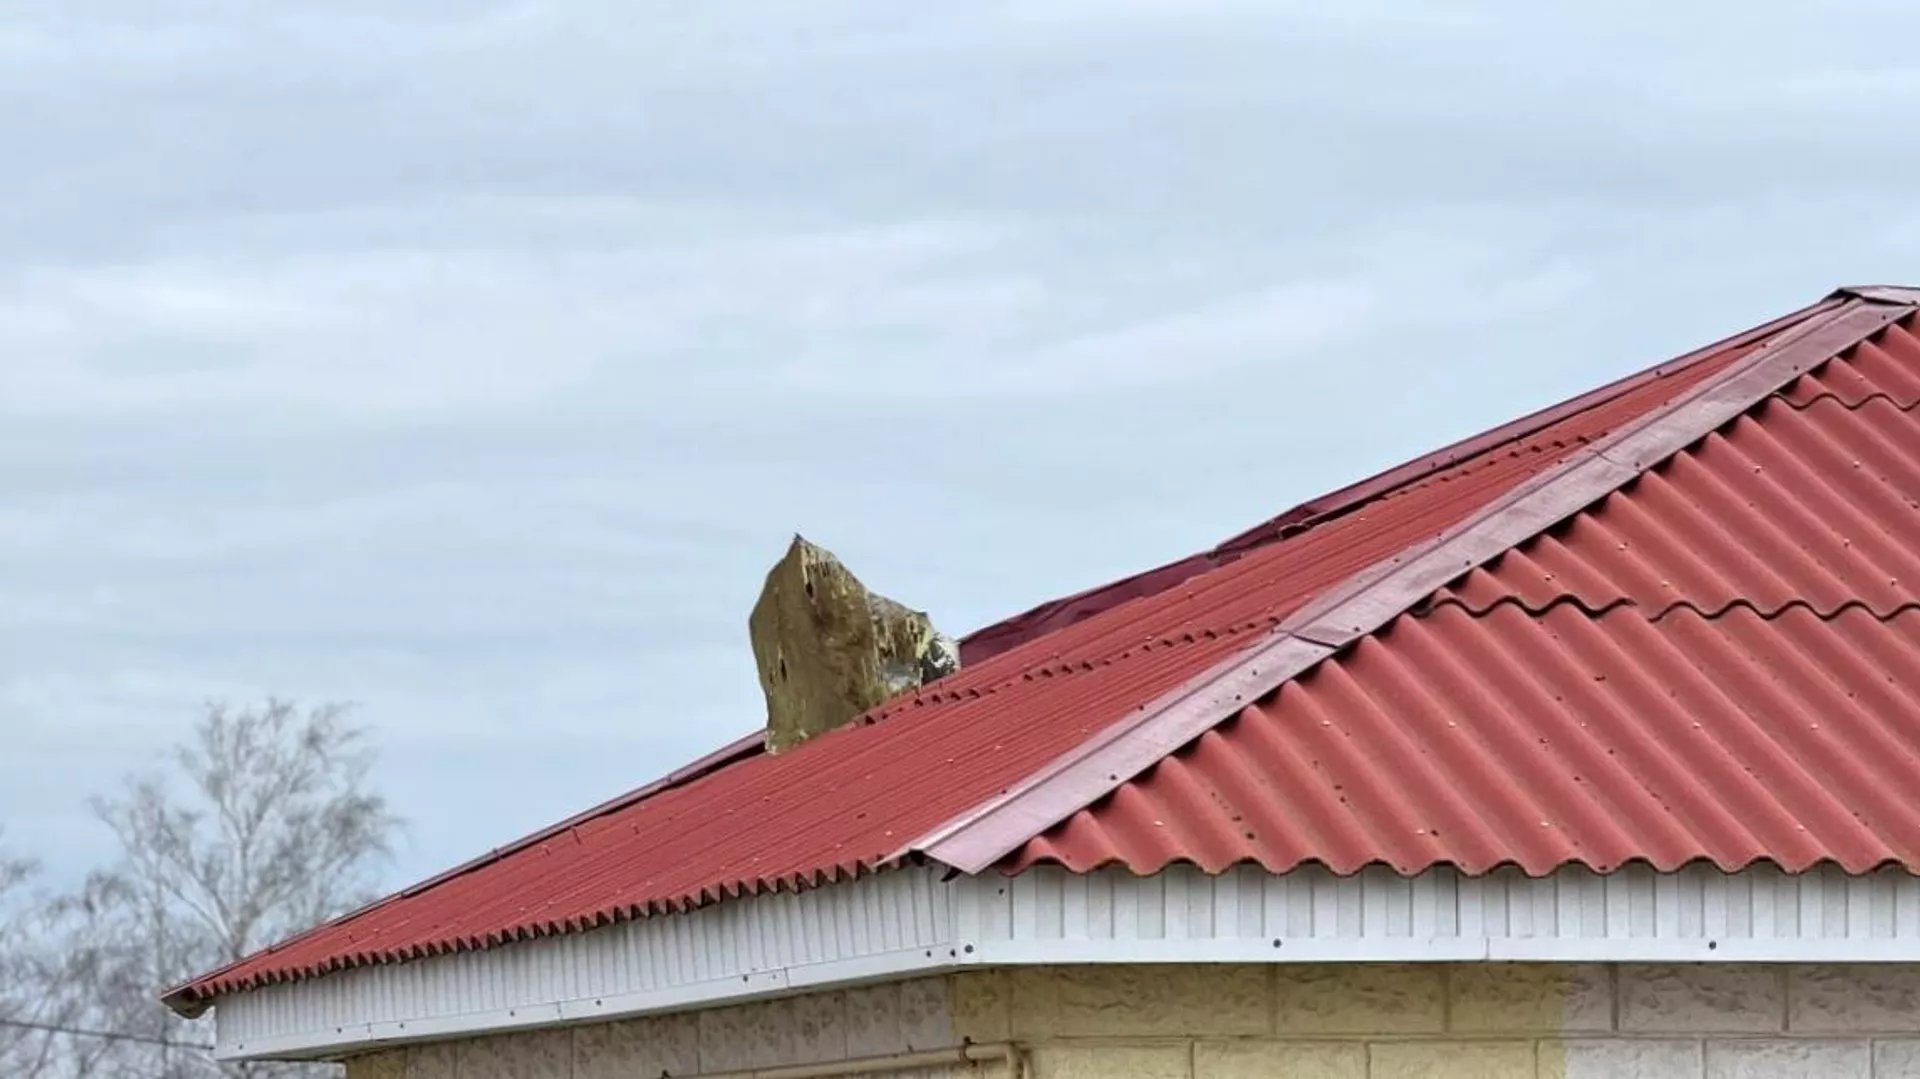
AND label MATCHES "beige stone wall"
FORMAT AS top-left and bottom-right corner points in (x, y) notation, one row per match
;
(343, 976), (967, 1079)
(343, 964), (1920, 1079)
